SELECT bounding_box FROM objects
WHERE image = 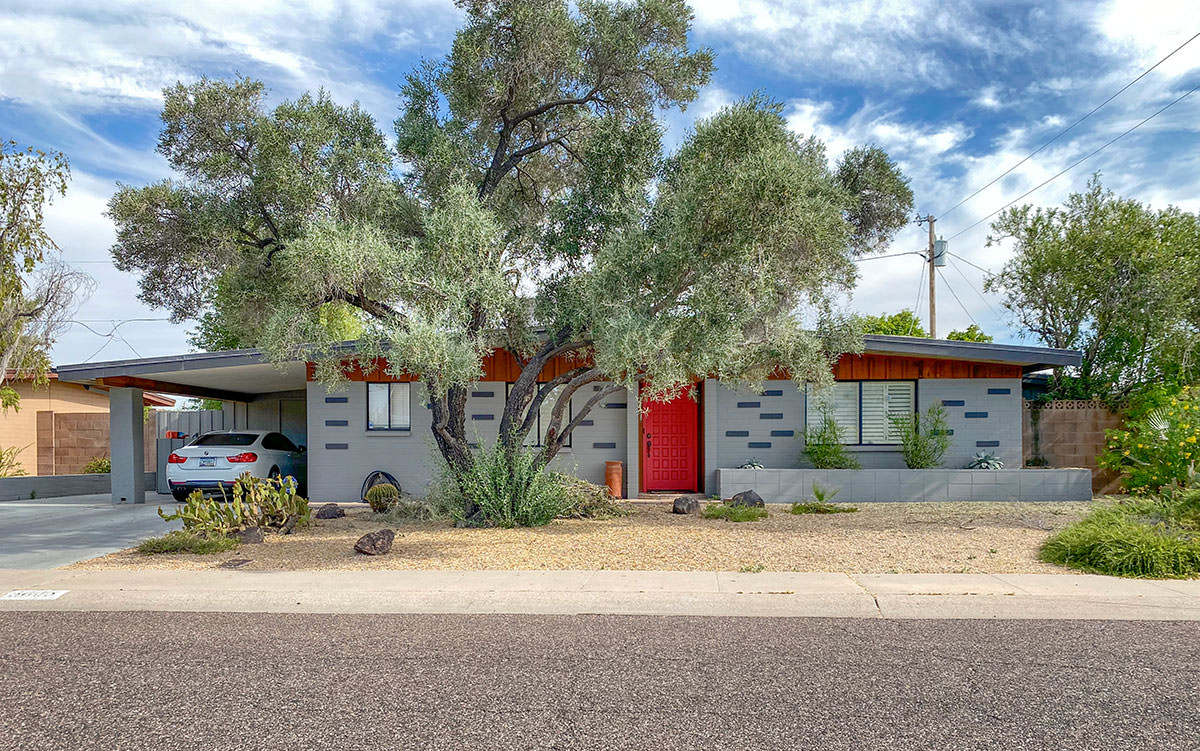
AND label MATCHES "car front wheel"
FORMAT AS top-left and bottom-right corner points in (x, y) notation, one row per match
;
(171, 488), (191, 502)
